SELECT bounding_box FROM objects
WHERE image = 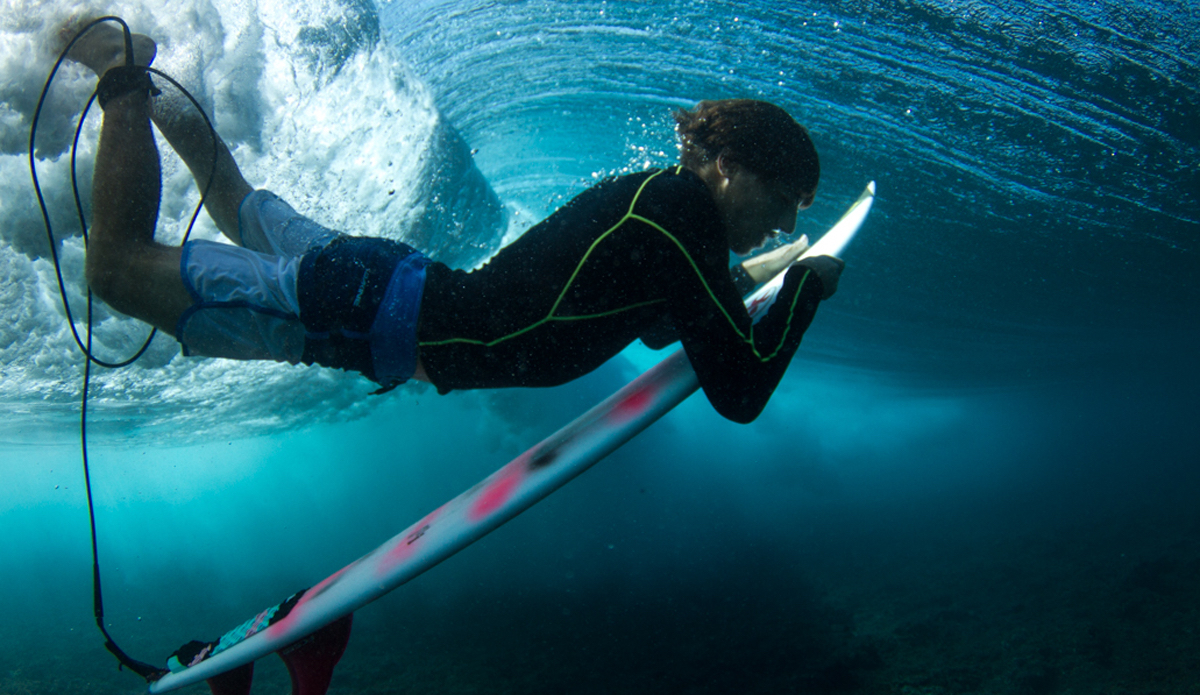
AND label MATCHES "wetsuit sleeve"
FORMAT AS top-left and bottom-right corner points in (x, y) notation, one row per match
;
(673, 263), (824, 423)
